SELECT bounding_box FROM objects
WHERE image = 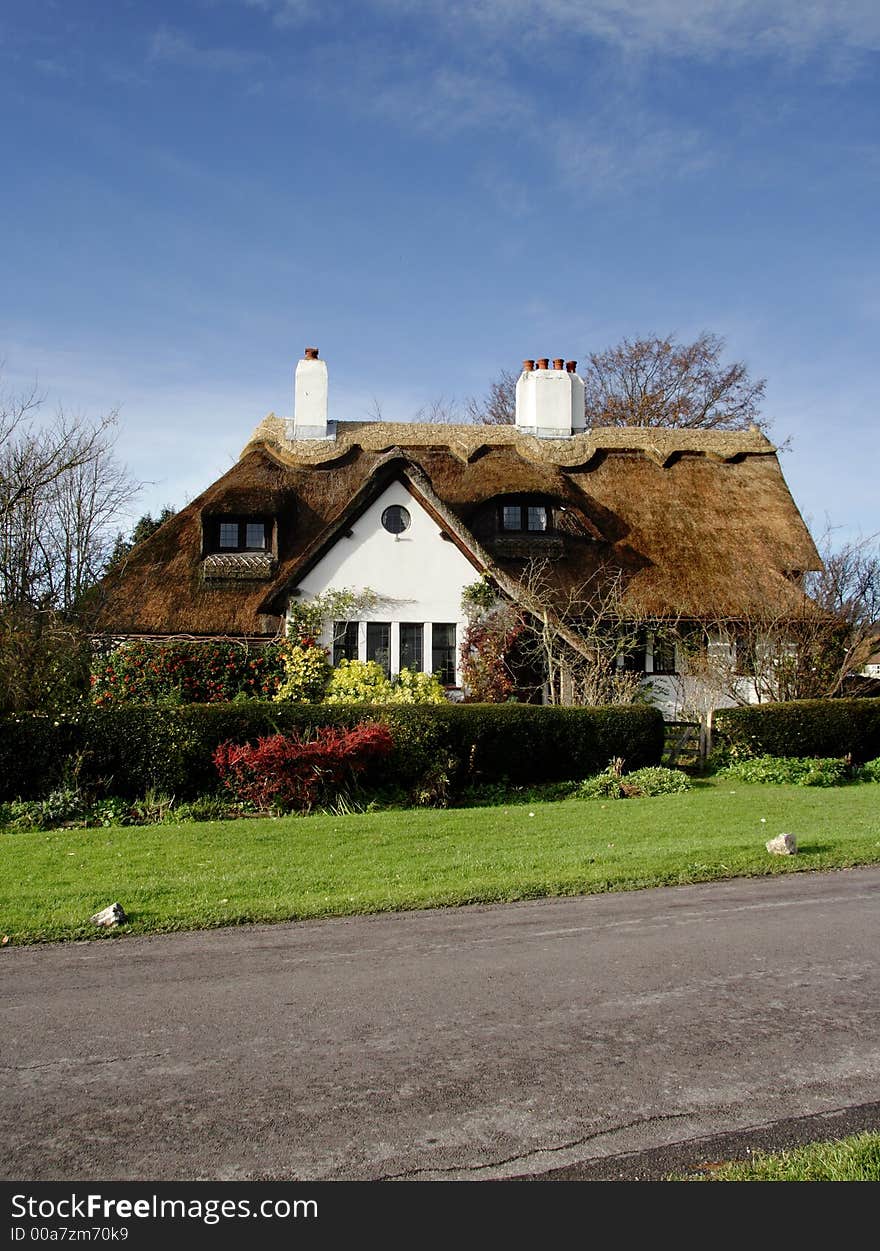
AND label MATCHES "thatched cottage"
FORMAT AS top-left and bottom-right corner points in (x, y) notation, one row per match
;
(95, 349), (821, 712)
